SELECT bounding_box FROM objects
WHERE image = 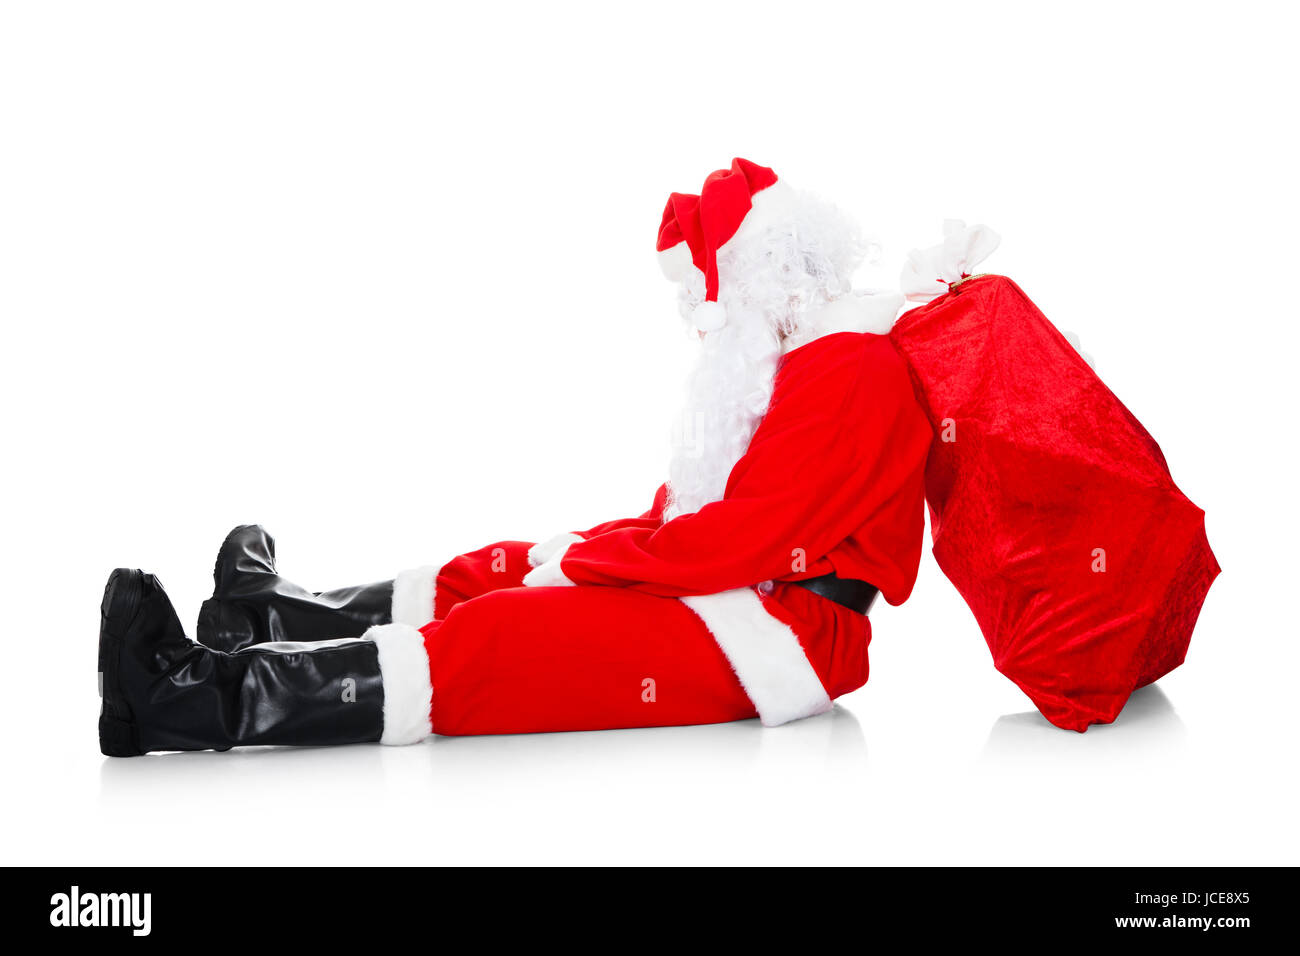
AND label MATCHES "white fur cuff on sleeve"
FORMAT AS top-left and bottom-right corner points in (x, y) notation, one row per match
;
(522, 555), (575, 588)
(528, 532), (584, 569)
